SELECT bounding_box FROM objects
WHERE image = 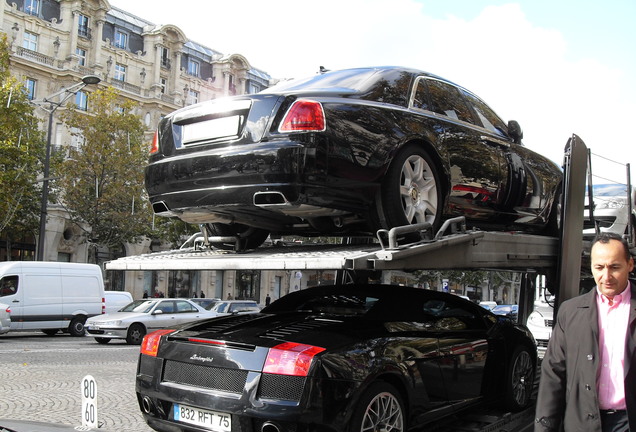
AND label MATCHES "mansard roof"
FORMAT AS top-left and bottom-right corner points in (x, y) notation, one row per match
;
(105, 5), (270, 81)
